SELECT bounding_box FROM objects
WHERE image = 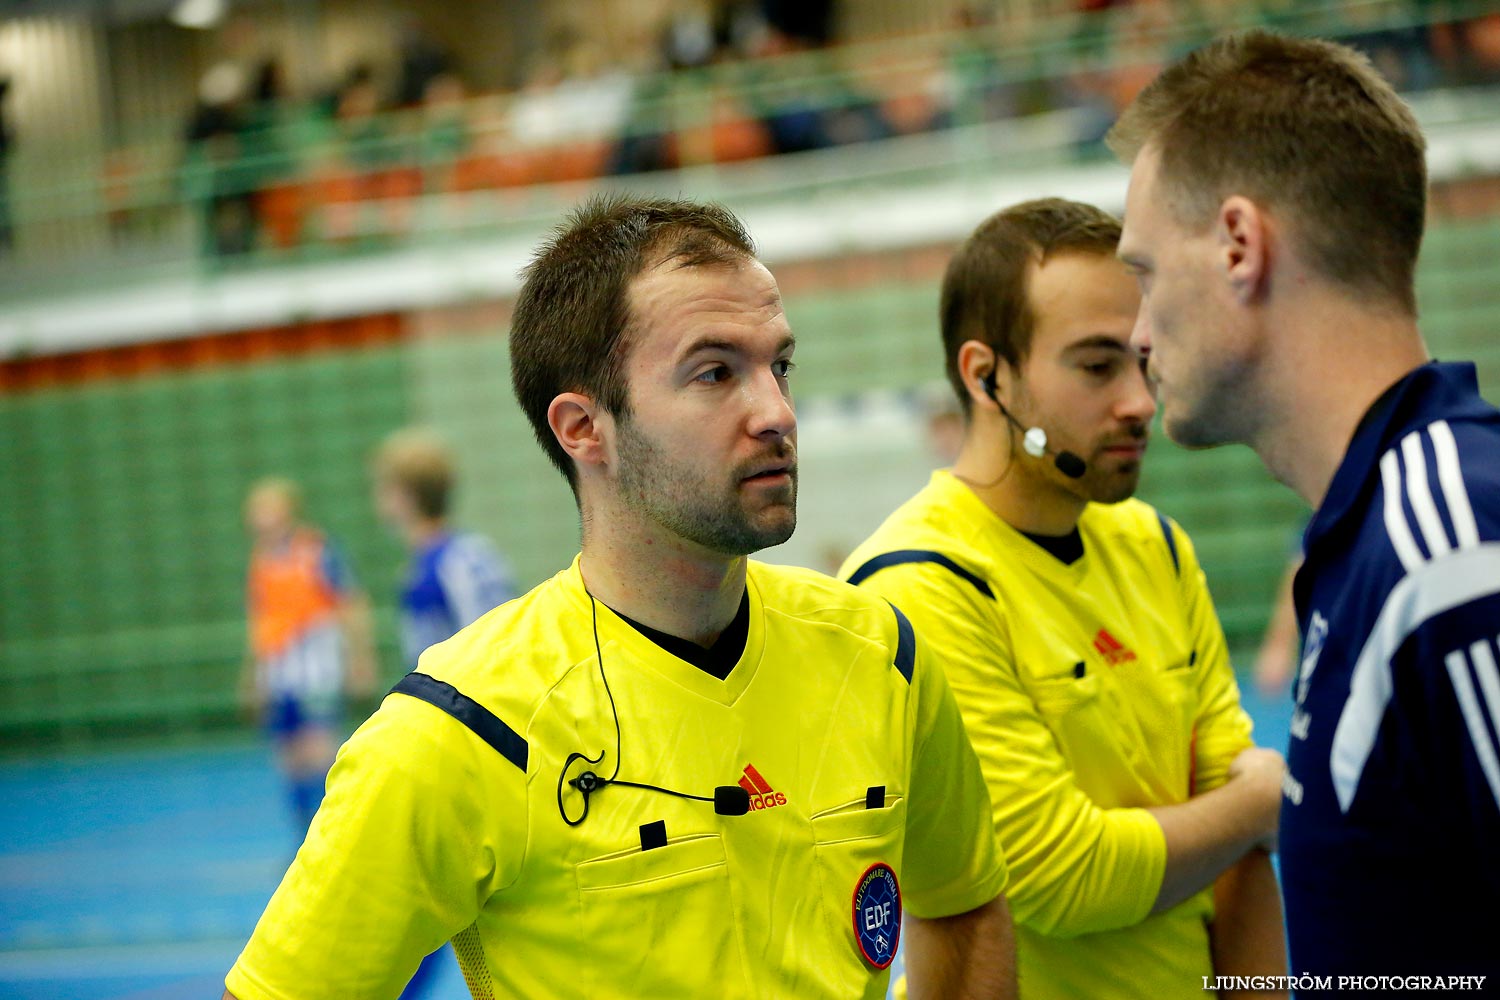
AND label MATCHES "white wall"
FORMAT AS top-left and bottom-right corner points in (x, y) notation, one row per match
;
(0, 15), (111, 256)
